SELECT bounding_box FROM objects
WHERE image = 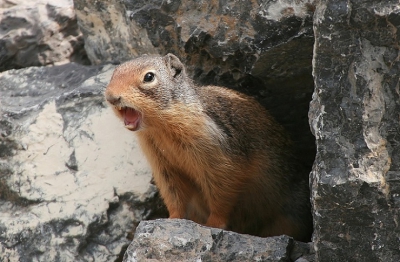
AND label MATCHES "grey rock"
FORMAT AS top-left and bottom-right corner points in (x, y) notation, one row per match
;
(0, 63), (166, 261)
(123, 219), (312, 262)
(0, 0), (89, 72)
(310, 0), (400, 261)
